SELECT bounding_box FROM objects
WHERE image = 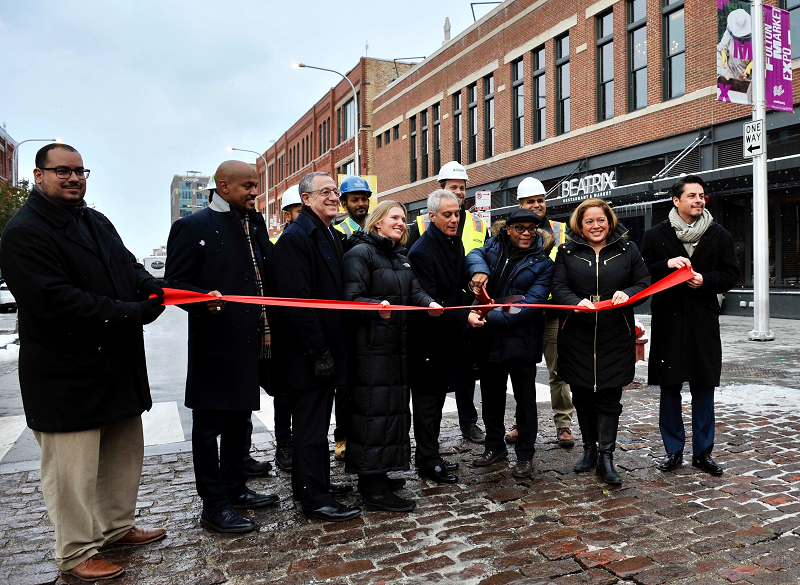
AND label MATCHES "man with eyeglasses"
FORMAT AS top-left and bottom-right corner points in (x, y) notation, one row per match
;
(0, 143), (167, 581)
(272, 171), (361, 522)
(465, 207), (554, 476)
